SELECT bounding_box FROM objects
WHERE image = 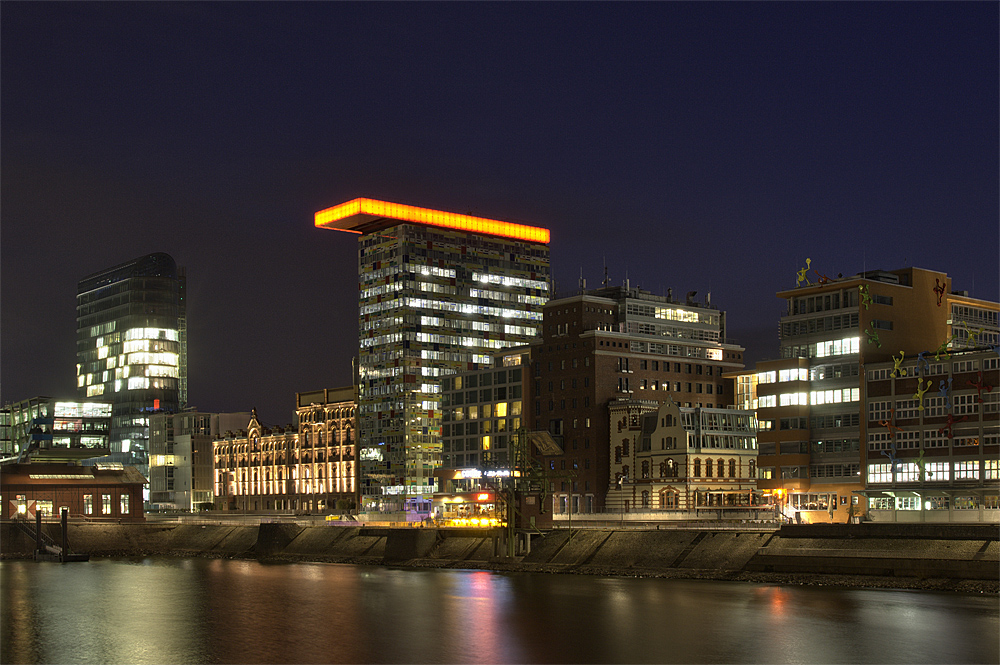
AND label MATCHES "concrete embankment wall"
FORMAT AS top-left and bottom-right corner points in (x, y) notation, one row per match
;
(2, 522), (996, 581)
